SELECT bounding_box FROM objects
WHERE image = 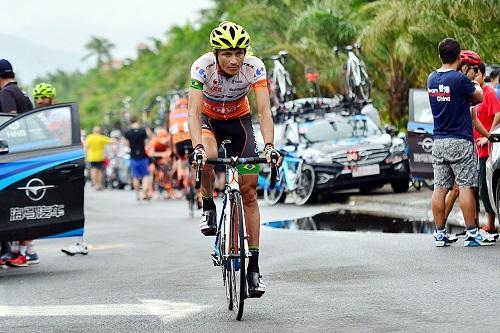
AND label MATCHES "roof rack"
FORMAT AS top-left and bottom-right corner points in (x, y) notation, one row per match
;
(272, 96), (370, 123)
